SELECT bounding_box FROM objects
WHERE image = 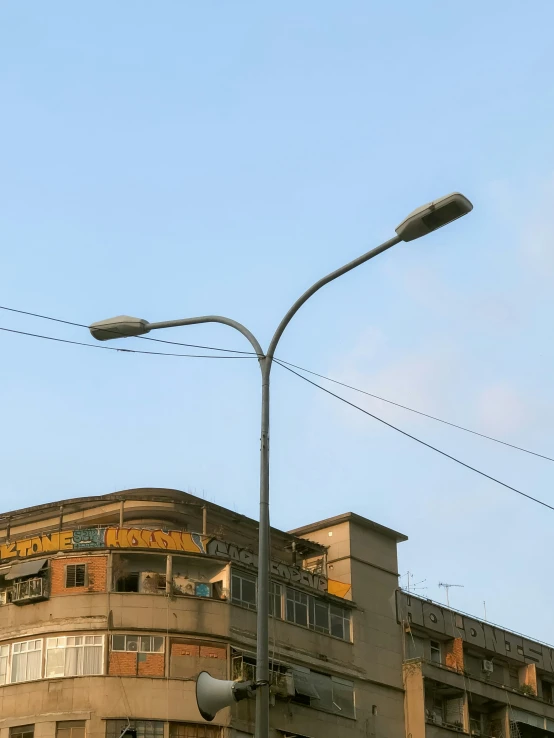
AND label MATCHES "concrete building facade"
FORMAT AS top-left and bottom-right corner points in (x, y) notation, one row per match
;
(398, 591), (554, 738)
(0, 488), (407, 738)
